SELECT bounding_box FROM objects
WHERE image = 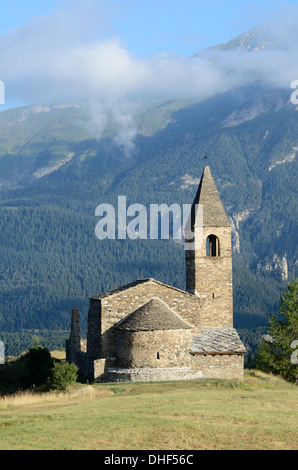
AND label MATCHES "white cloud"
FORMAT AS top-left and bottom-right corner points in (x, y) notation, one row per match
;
(1, 2), (298, 151)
